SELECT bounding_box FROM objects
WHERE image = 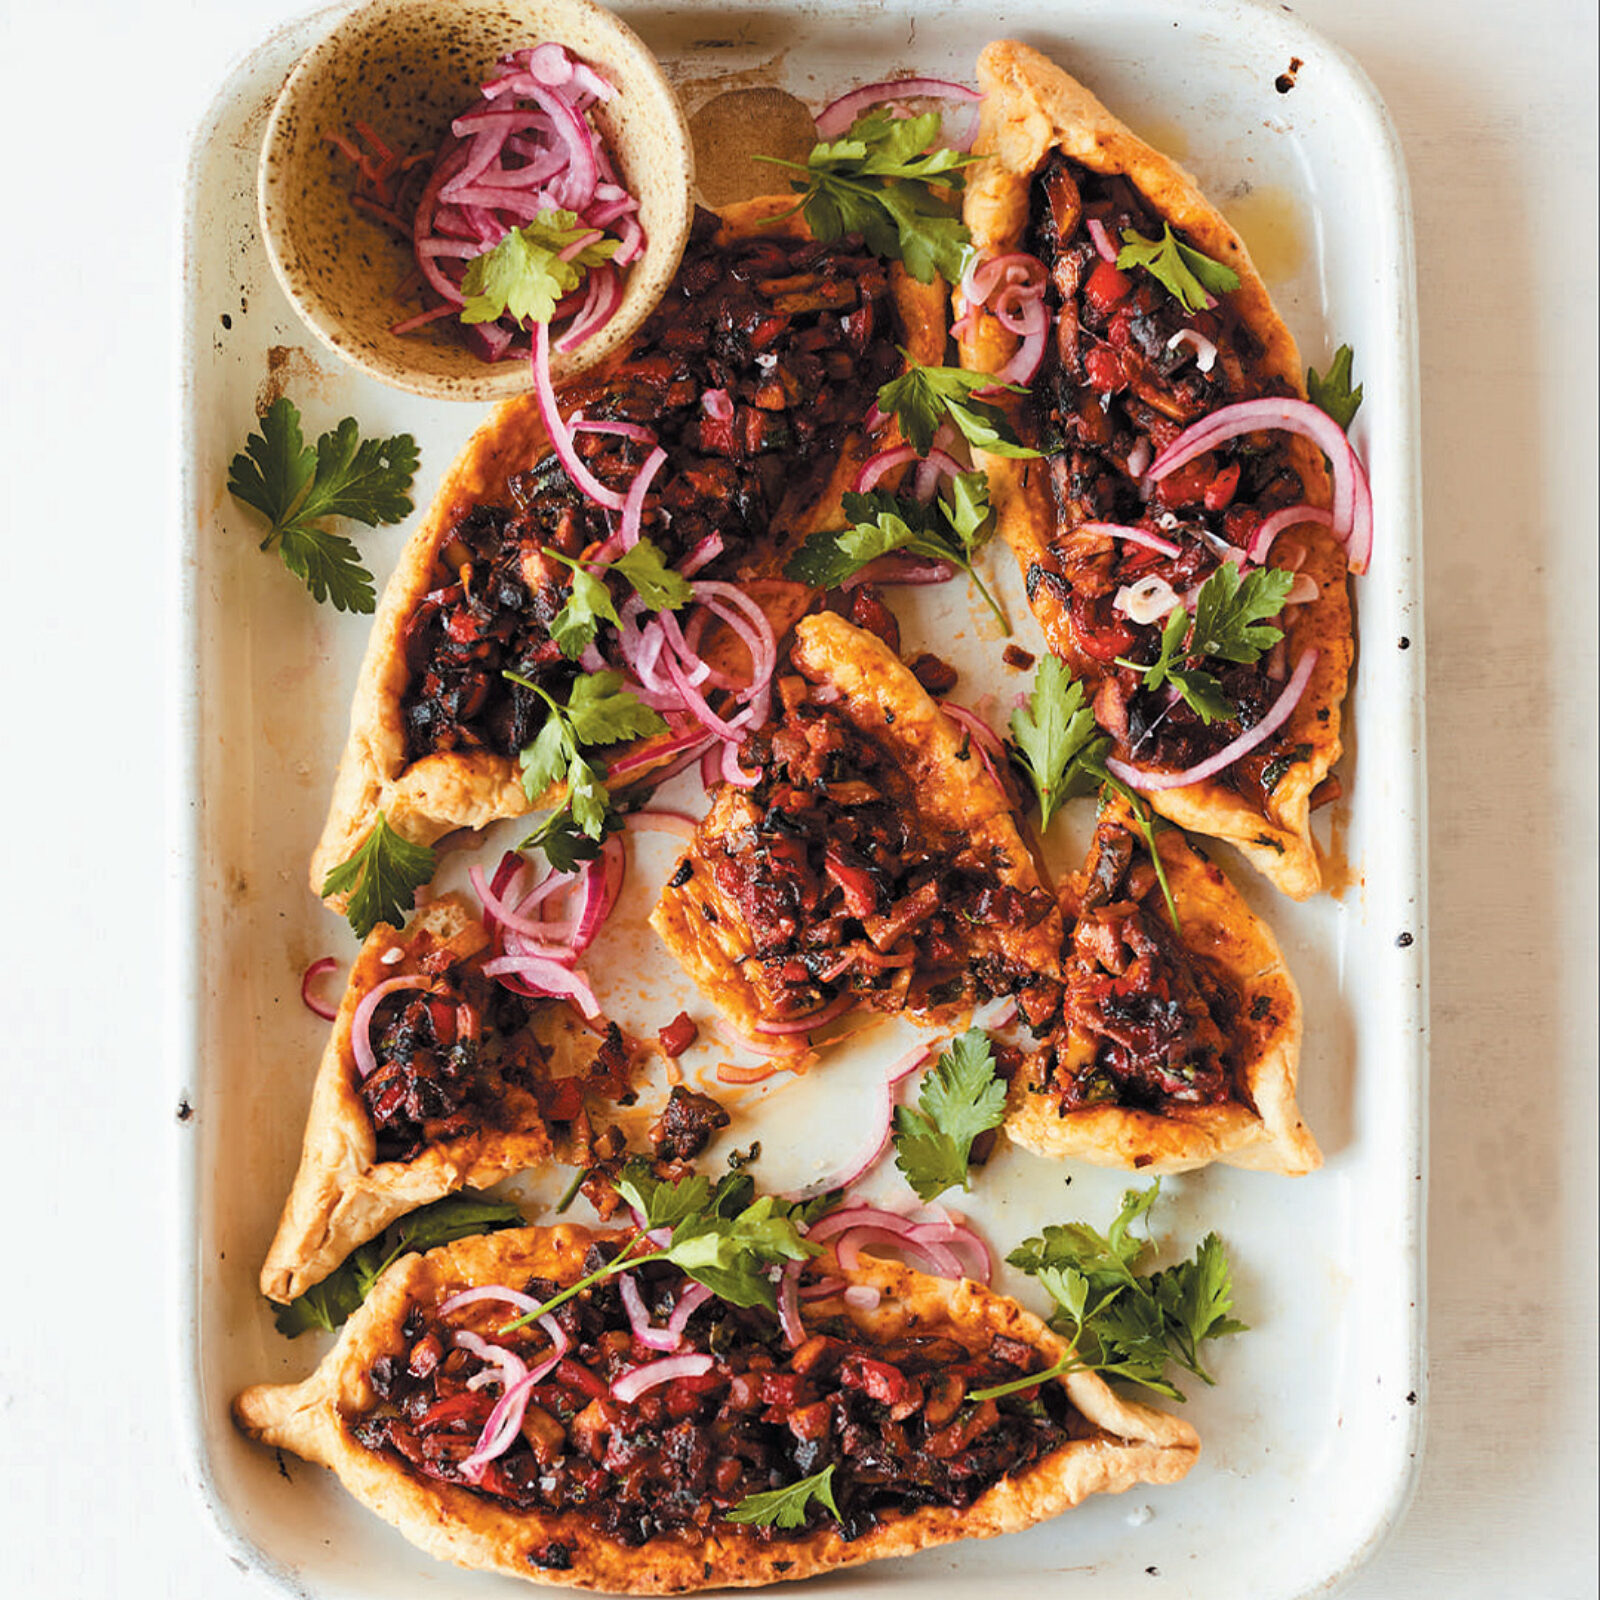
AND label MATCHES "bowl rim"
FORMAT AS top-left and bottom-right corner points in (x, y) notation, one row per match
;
(256, 0), (695, 403)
